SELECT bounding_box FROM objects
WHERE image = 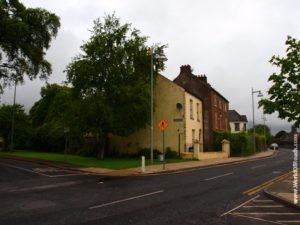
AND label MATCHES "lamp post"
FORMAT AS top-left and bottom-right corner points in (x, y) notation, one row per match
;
(262, 114), (267, 150)
(149, 47), (167, 164)
(150, 47), (154, 164)
(251, 88), (263, 152)
(10, 81), (17, 151)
